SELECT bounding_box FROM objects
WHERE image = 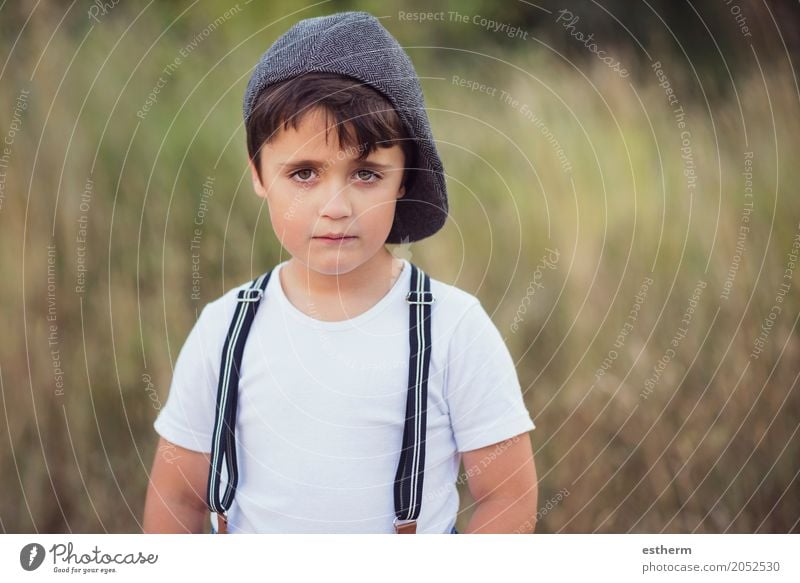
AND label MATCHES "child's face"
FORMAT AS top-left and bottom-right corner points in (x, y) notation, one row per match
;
(249, 107), (406, 275)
